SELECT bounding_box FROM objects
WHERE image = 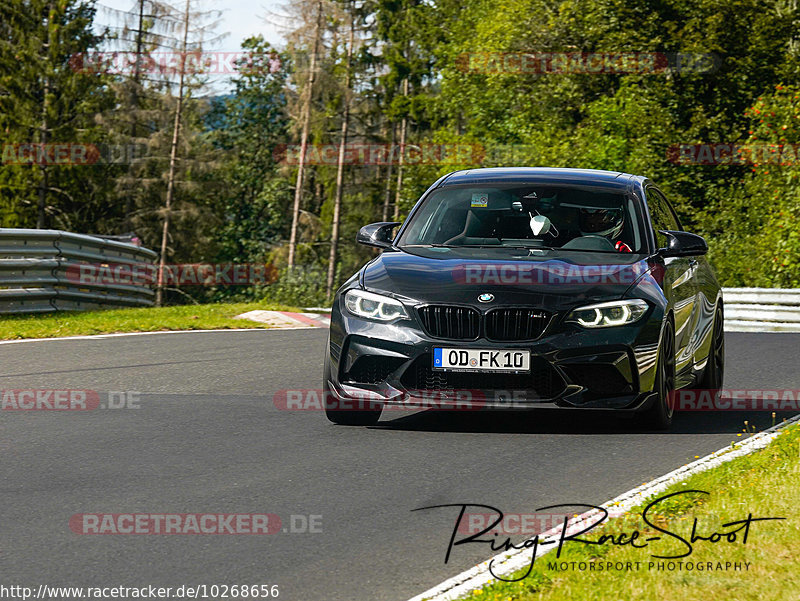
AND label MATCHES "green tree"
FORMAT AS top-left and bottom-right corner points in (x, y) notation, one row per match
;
(704, 84), (800, 287)
(207, 37), (291, 265)
(0, 0), (114, 229)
